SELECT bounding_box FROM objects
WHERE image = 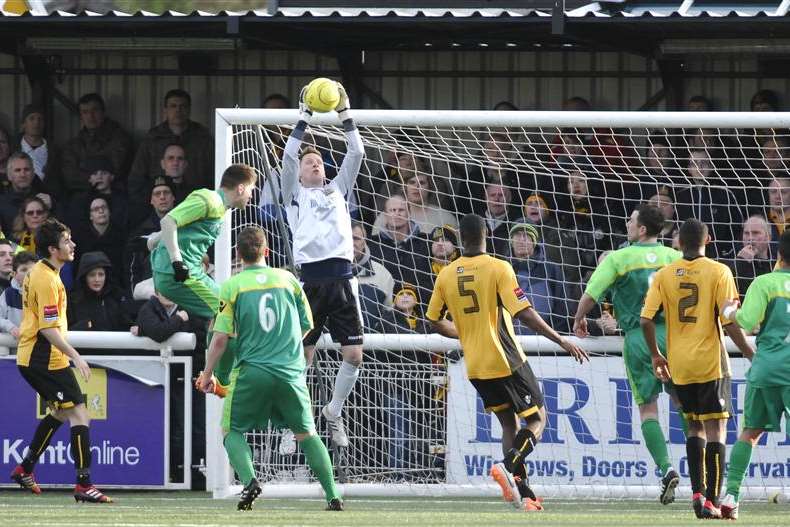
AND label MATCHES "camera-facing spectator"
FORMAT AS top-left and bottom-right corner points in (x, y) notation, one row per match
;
(0, 152), (49, 235)
(0, 251), (36, 338)
(15, 104), (62, 197)
(64, 156), (129, 230)
(12, 196), (50, 255)
(508, 223), (568, 334)
(352, 221), (395, 307)
(724, 215), (776, 297)
(61, 93), (134, 195)
(520, 192), (581, 283)
(765, 176), (790, 243)
(72, 196), (127, 285)
(67, 251), (133, 333)
(0, 238), (15, 291)
(158, 143), (191, 204)
(429, 224), (460, 278)
(483, 180), (520, 259)
(372, 171), (457, 237)
(759, 137), (788, 177)
(674, 149), (744, 258)
(379, 285), (430, 336)
(128, 89), (213, 207)
(368, 194), (433, 301)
